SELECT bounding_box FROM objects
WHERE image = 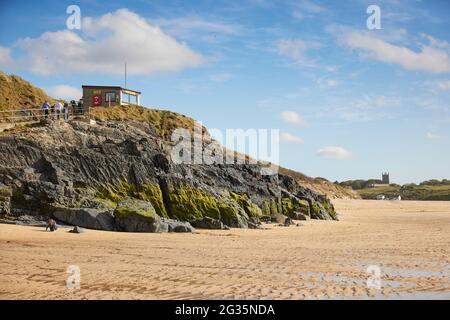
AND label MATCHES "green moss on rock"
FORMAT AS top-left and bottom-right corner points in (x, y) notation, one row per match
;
(96, 180), (168, 218)
(262, 200), (271, 216)
(281, 197), (310, 218)
(229, 192), (262, 217)
(165, 186), (221, 221)
(217, 202), (239, 221)
(115, 200), (157, 219)
(321, 200), (338, 220)
(310, 200), (338, 220)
